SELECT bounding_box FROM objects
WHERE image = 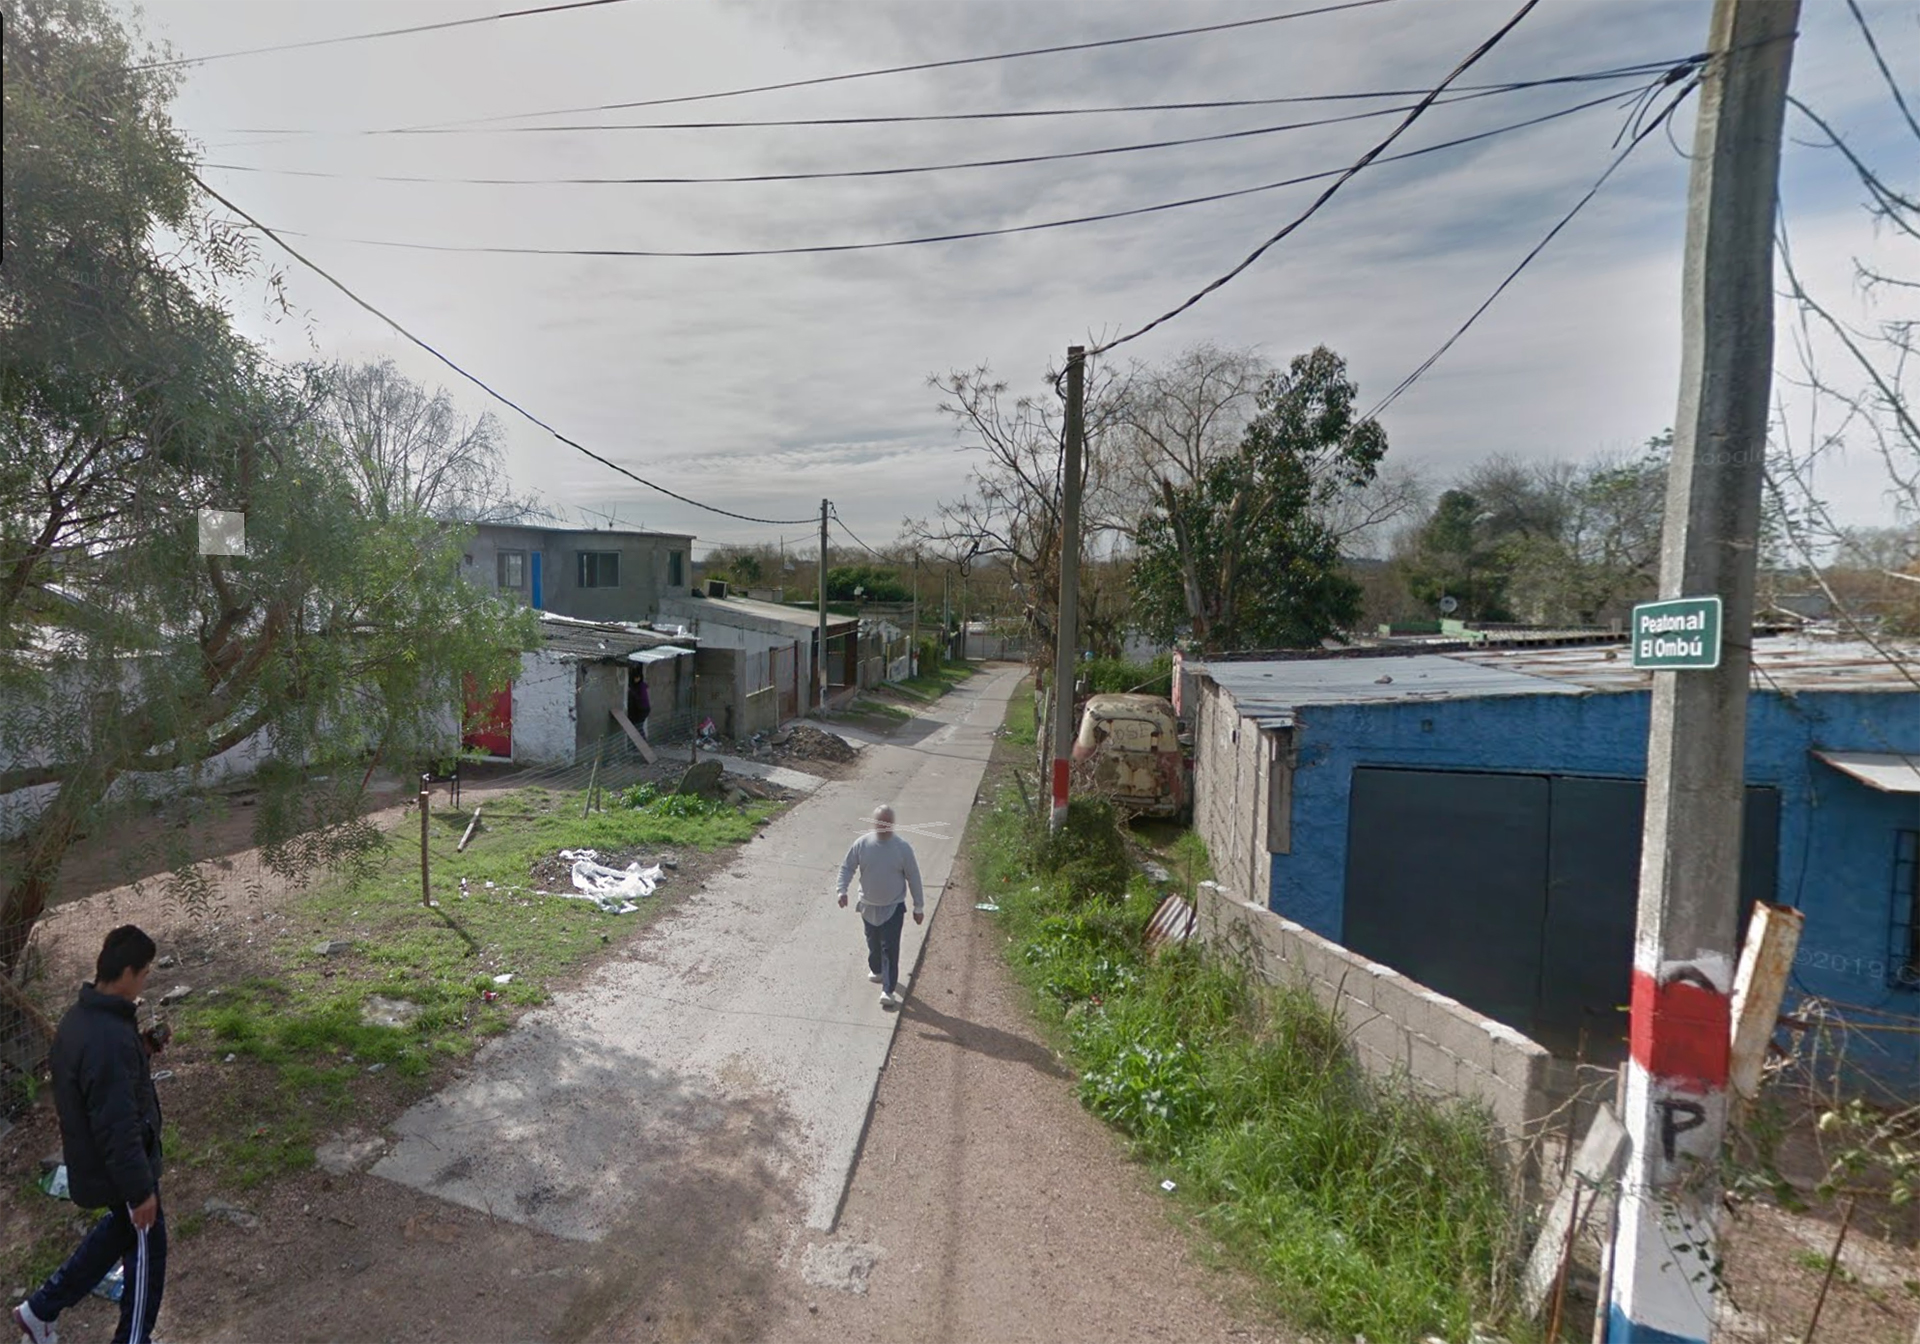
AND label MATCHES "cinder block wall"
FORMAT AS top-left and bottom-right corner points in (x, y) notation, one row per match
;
(1192, 679), (1273, 909)
(1193, 881), (1564, 1139)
